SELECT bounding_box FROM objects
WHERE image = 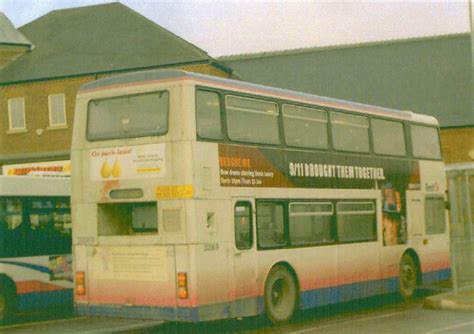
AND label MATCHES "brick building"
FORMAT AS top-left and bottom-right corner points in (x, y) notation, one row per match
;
(0, 3), (233, 174)
(1, 4), (471, 171)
